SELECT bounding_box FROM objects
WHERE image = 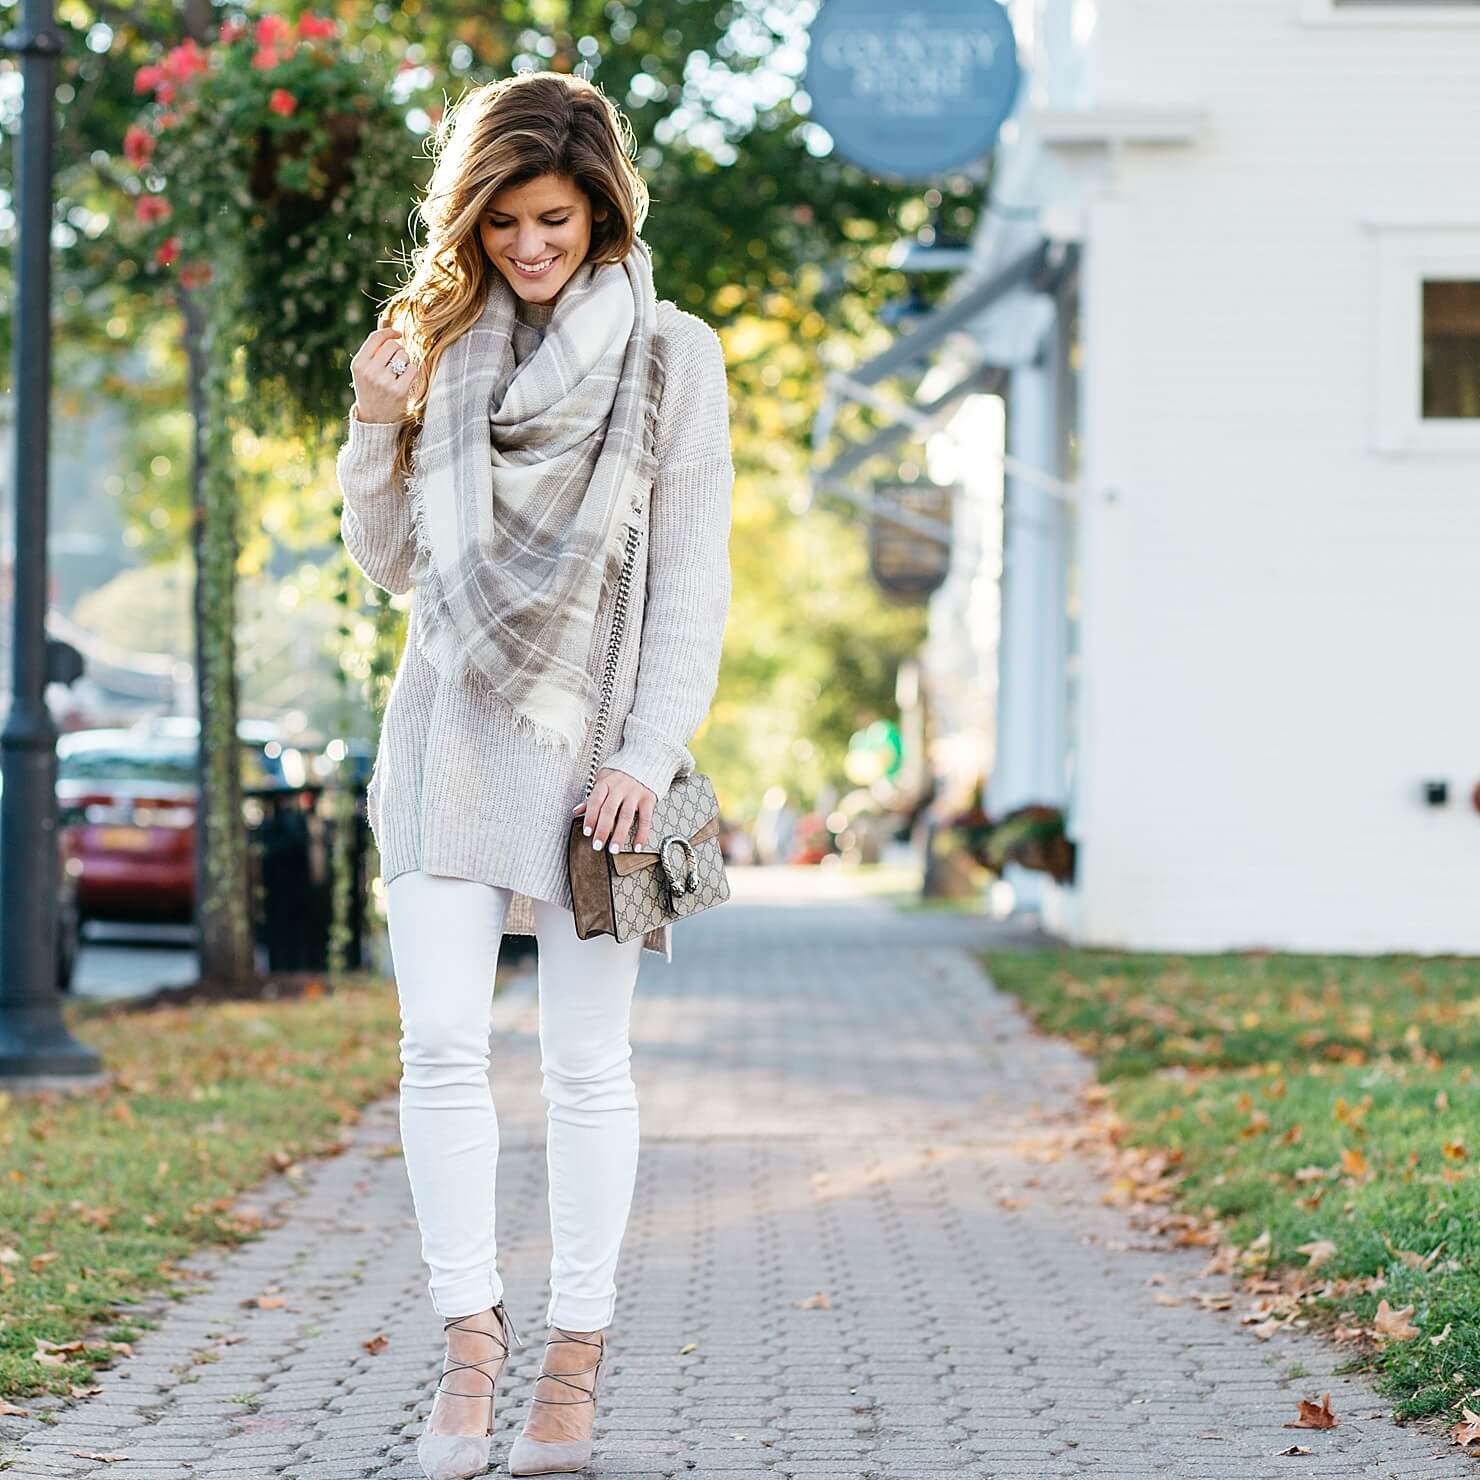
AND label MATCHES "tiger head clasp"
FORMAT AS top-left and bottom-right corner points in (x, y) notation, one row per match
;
(658, 835), (699, 900)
